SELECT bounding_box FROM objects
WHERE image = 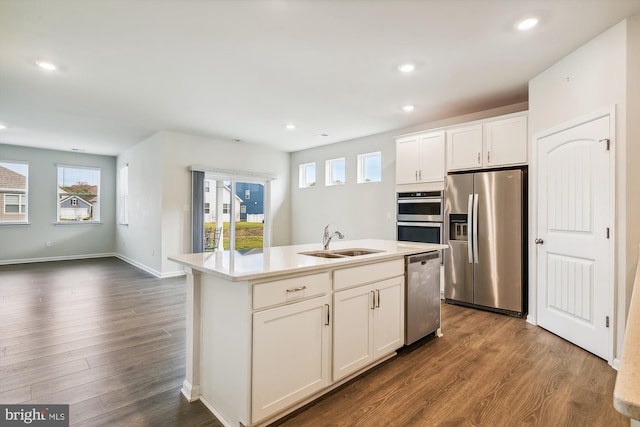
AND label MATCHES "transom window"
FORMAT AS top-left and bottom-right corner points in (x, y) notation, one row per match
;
(325, 158), (346, 186)
(357, 152), (382, 183)
(298, 162), (316, 188)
